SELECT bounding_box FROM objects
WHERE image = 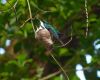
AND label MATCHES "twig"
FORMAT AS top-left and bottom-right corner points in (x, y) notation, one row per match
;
(55, 26), (73, 48)
(31, 1), (53, 14)
(26, 0), (35, 33)
(85, 0), (89, 38)
(6, 0), (18, 23)
(13, 6), (18, 23)
(20, 18), (31, 28)
(0, 0), (18, 13)
(19, 11), (39, 28)
(39, 70), (61, 80)
(39, 67), (90, 80)
(61, 26), (73, 47)
(50, 53), (70, 80)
